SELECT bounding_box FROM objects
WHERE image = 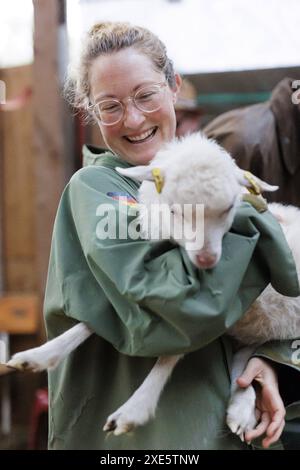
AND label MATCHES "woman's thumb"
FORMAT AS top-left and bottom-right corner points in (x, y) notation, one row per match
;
(236, 360), (258, 388)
